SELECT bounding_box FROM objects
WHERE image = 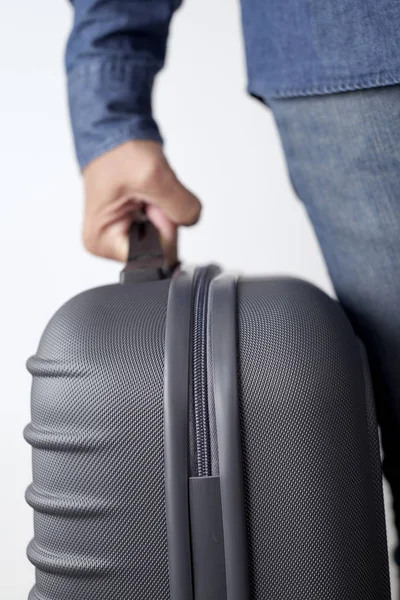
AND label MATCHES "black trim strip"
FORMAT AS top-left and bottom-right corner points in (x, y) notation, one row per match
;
(210, 274), (251, 600)
(164, 269), (195, 600)
(189, 476), (227, 599)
